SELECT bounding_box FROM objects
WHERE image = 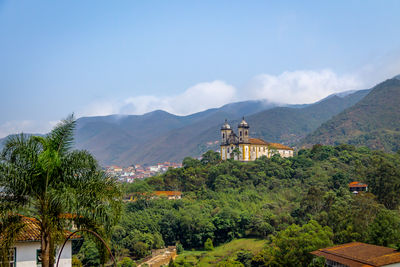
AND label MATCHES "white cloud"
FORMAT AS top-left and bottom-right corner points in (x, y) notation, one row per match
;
(78, 100), (121, 117)
(80, 70), (365, 118)
(1, 69), (371, 138)
(242, 70), (362, 104)
(0, 120), (55, 139)
(83, 80), (237, 116)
